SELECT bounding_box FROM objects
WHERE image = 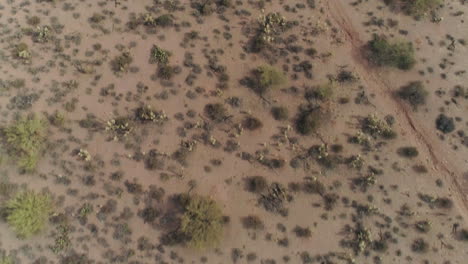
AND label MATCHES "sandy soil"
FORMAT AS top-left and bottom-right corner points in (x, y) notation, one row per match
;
(0, 0), (467, 263)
